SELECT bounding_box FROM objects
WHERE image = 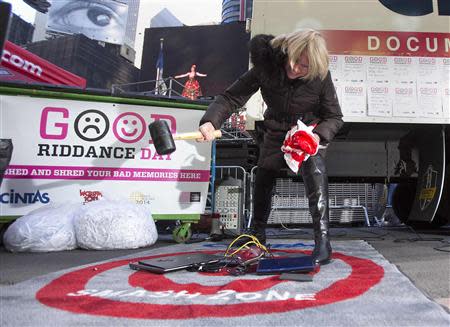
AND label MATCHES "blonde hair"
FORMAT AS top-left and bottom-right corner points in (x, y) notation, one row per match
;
(271, 29), (329, 81)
